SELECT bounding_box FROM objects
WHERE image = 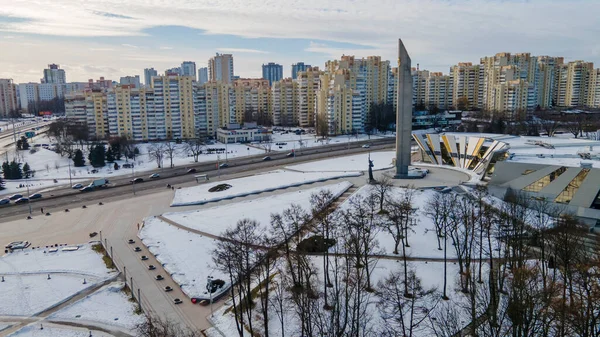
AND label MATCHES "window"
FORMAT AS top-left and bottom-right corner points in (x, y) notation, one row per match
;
(523, 167), (567, 193)
(555, 169), (590, 204)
